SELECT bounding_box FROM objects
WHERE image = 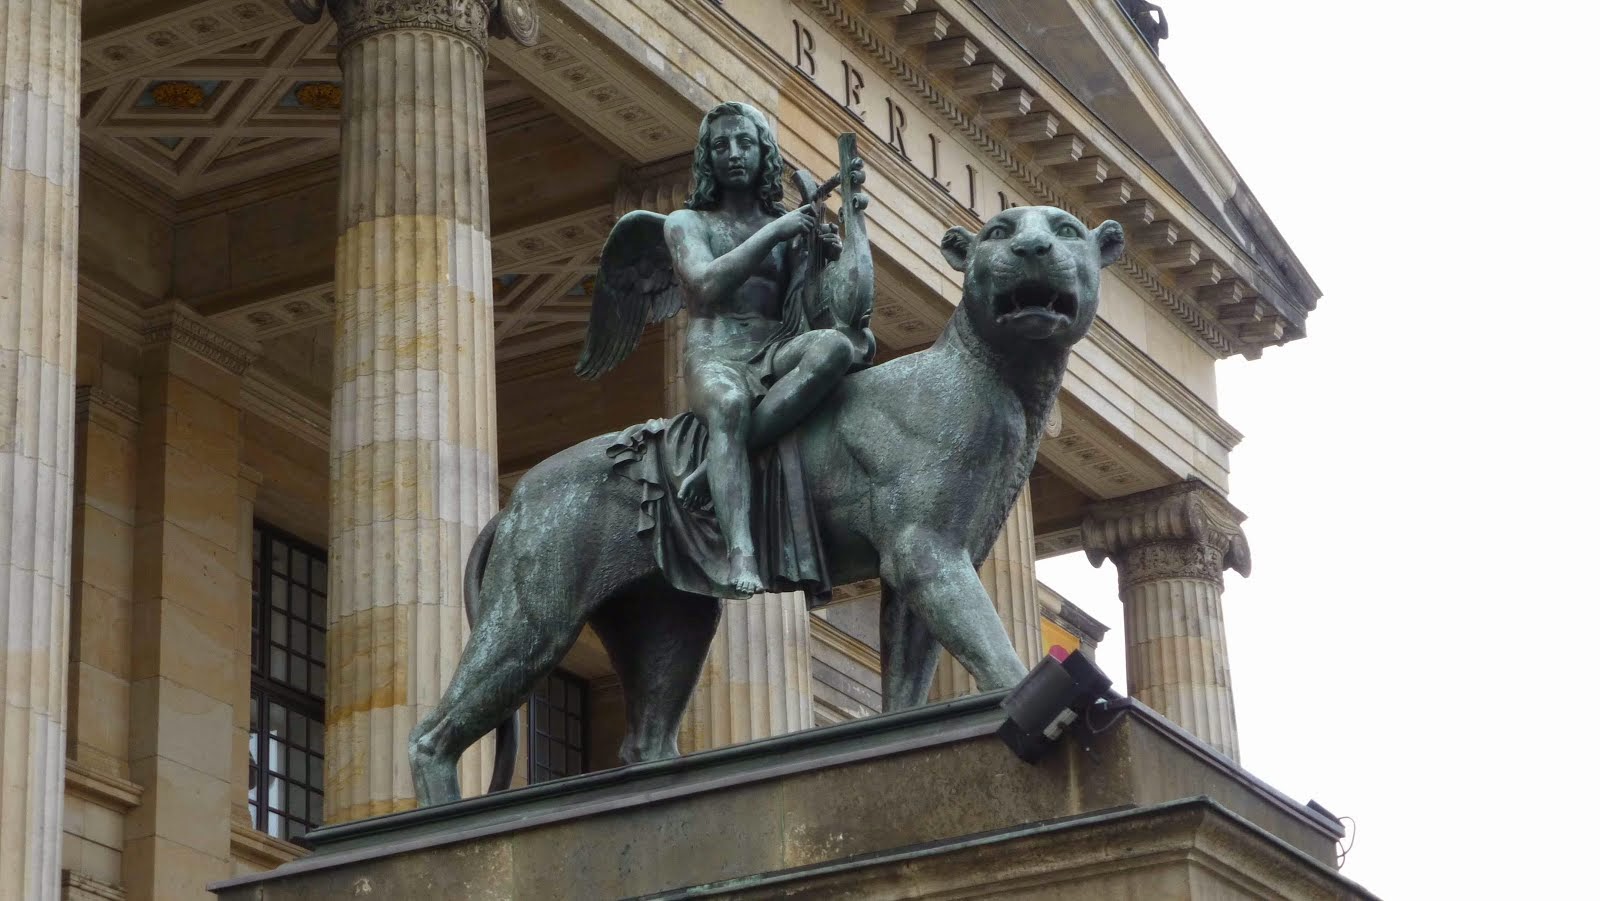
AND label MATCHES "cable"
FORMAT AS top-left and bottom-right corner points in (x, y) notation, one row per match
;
(1336, 815), (1356, 870)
